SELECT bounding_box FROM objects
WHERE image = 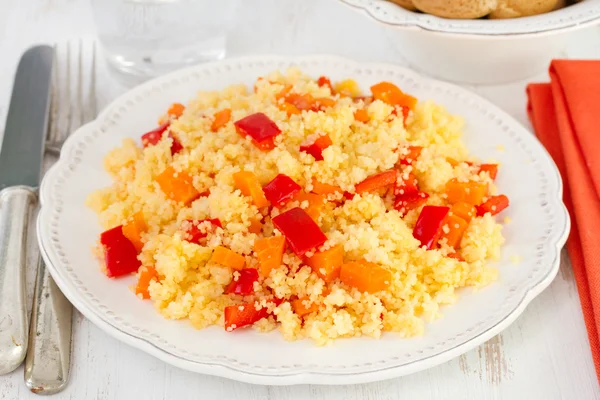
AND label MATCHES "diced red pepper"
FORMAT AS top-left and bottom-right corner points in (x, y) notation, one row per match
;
(394, 171), (419, 196)
(100, 226), (141, 278)
(478, 164), (498, 180)
(300, 134), (332, 161)
(225, 268), (260, 296)
(141, 122), (169, 147)
(398, 146), (423, 166)
(272, 207), (327, 256)
(413, 206), (450, 250)
(355, 170), (397, 194)
(224, 302), (268, 331)
(317, 76), (333, 90)
(234, 113), (282, 151)
(181, 218), (222, 245)
(394, 191), (429, 217)
(476, 195), (509, 216)
(224, 297), (282, 331)
(262, 174), (302, 206)
(141, 122), (183, 155)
